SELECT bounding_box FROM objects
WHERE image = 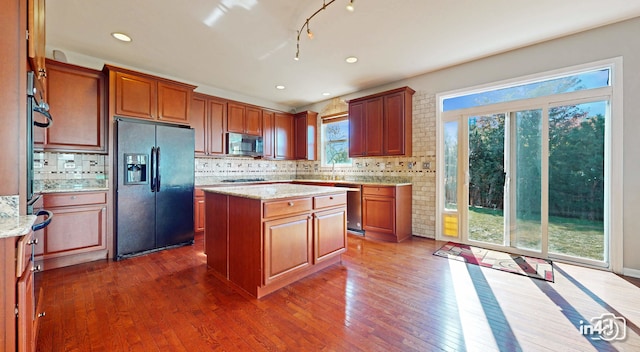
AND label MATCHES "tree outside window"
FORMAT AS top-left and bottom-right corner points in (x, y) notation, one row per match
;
(321, 116), (351, 167)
